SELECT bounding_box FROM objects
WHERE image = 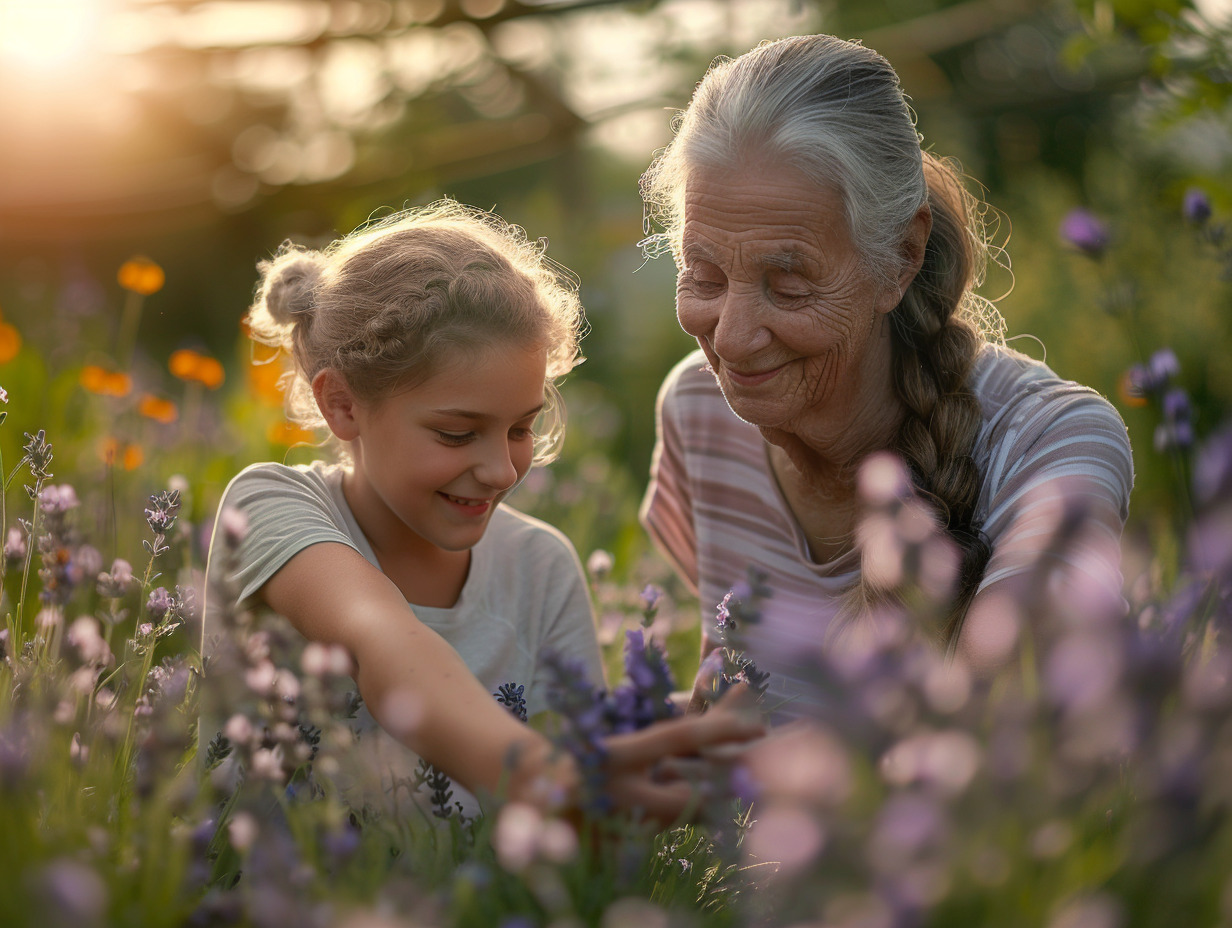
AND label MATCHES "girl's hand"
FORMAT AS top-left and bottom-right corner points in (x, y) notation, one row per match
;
(600, 687), (764, 825)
